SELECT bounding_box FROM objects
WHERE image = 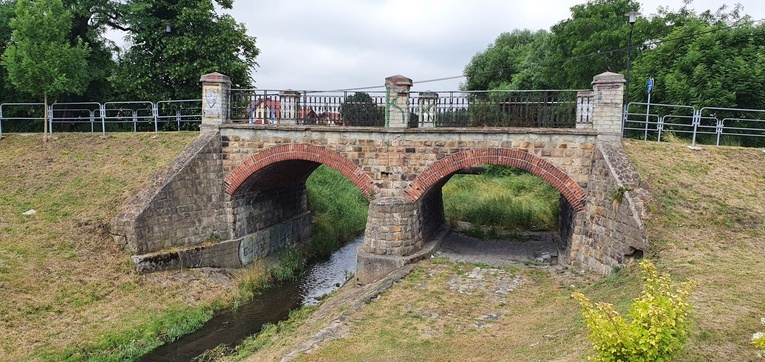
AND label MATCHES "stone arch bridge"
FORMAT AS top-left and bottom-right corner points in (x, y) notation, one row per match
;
(111, 72), (649, 283)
